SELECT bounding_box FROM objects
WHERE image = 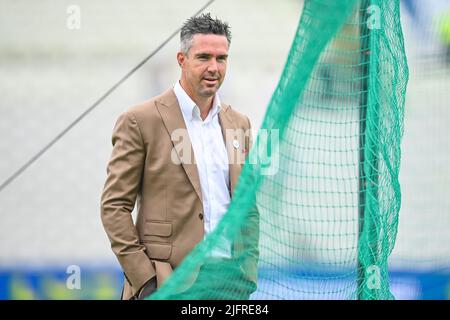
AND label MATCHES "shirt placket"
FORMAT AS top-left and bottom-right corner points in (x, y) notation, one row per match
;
(200, 119), (213, 235)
